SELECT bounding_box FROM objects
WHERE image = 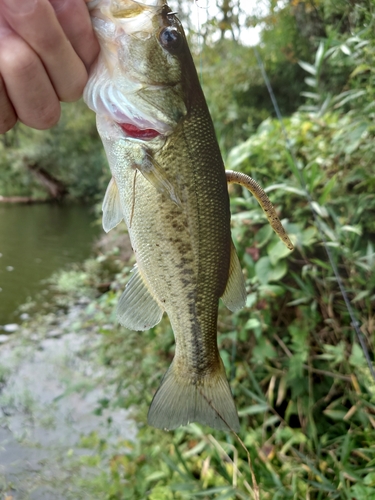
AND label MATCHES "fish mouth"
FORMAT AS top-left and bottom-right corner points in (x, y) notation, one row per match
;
(84, 72), (174, 138)
(117, 122), (161, 139)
